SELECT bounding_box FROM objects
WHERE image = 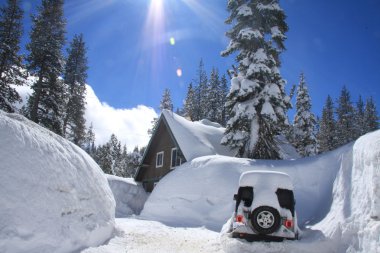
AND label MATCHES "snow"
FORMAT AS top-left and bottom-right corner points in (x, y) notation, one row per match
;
(237, 4), (252, 17)
(239, 171), (294, 190)
(82, 218), (224, 253)
(106, 175), (148, 217)
(0, 111), (115, 253)
(162, 110), (235, 161)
